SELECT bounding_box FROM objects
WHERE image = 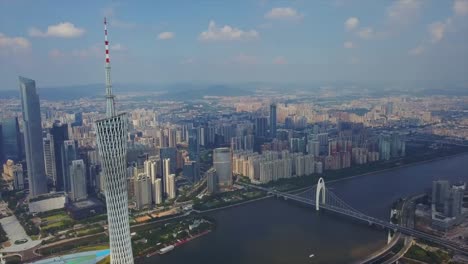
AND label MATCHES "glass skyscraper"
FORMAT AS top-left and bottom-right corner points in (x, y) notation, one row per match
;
(270, 103), (277, 138)
(19, 76), (47, 197)
(1, 117), (22, 162)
